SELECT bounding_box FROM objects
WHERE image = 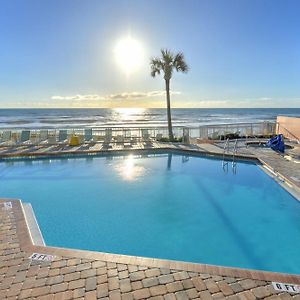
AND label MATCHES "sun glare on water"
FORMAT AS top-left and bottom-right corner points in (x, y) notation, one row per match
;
(114, 36), (144, 75)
